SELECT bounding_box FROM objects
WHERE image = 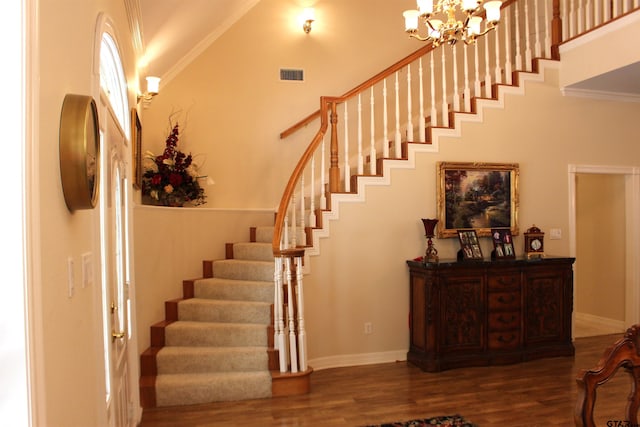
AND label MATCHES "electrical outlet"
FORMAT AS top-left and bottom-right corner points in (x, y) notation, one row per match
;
(364, 322), (373, 335)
